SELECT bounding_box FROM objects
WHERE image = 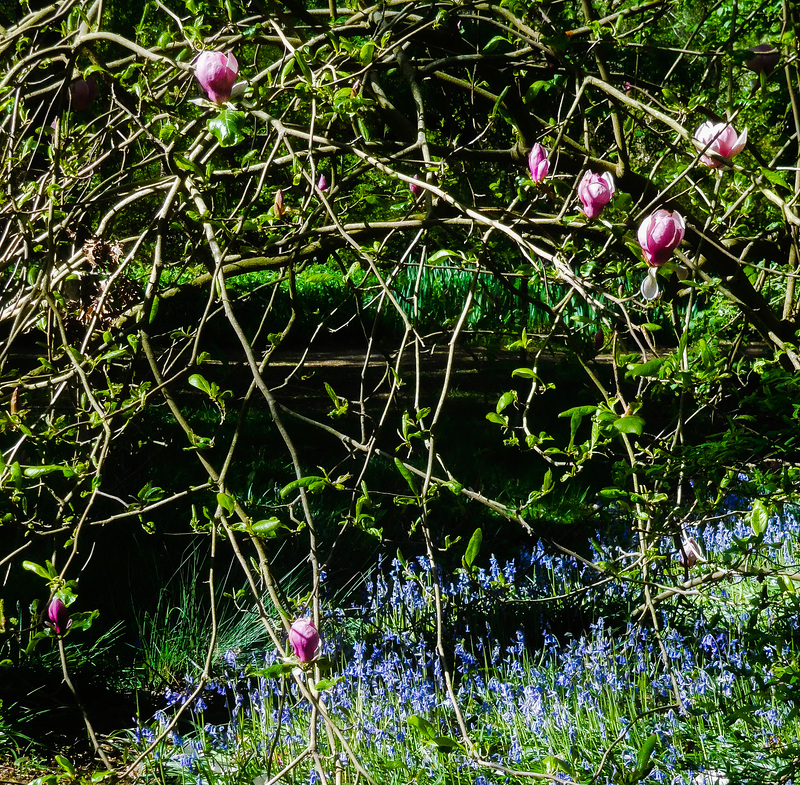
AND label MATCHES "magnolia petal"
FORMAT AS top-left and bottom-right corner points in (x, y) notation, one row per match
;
(729, 126), (748, 157)
(229, 81), (247, 100)
(640, 270), (660, 301)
